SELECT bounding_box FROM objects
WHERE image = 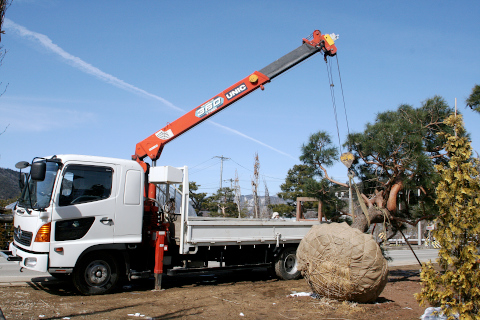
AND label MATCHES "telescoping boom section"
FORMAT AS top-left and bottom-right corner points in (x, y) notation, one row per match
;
(132, 30), (337, 166)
